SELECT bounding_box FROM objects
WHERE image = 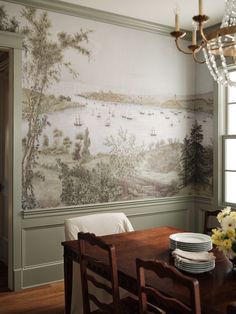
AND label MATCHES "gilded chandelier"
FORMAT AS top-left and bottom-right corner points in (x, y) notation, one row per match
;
(170, 0), (236, 87)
